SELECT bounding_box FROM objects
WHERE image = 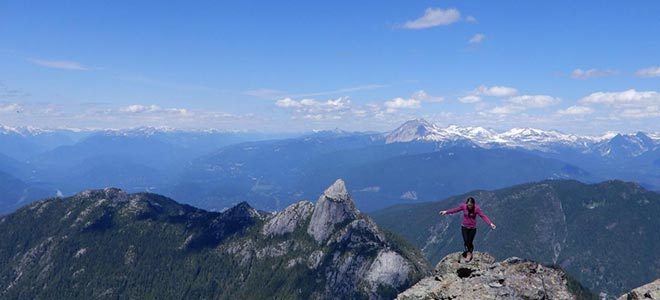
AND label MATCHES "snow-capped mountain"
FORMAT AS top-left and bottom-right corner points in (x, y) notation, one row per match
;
(496, 128), (595, 152)
(384, 119), (660, 156)
(0, 125), (58, 136)
(591, 132), (658, 157)
(384, 119), (498, 146)
(97, 126), (251, 137)
(99, 126), (178, 137)
(384, 119), (438, 143)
